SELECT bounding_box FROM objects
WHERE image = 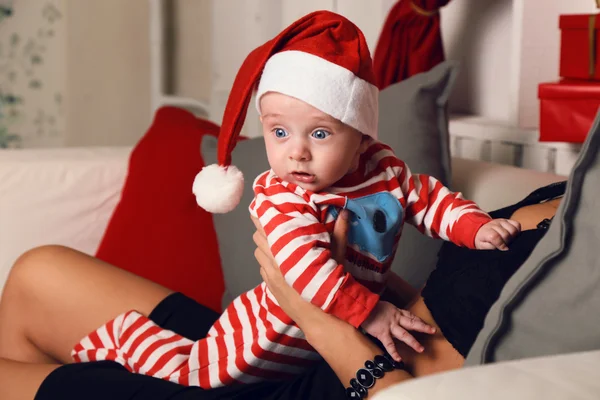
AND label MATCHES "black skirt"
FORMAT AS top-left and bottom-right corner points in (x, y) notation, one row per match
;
(421, 181), (567, 357)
